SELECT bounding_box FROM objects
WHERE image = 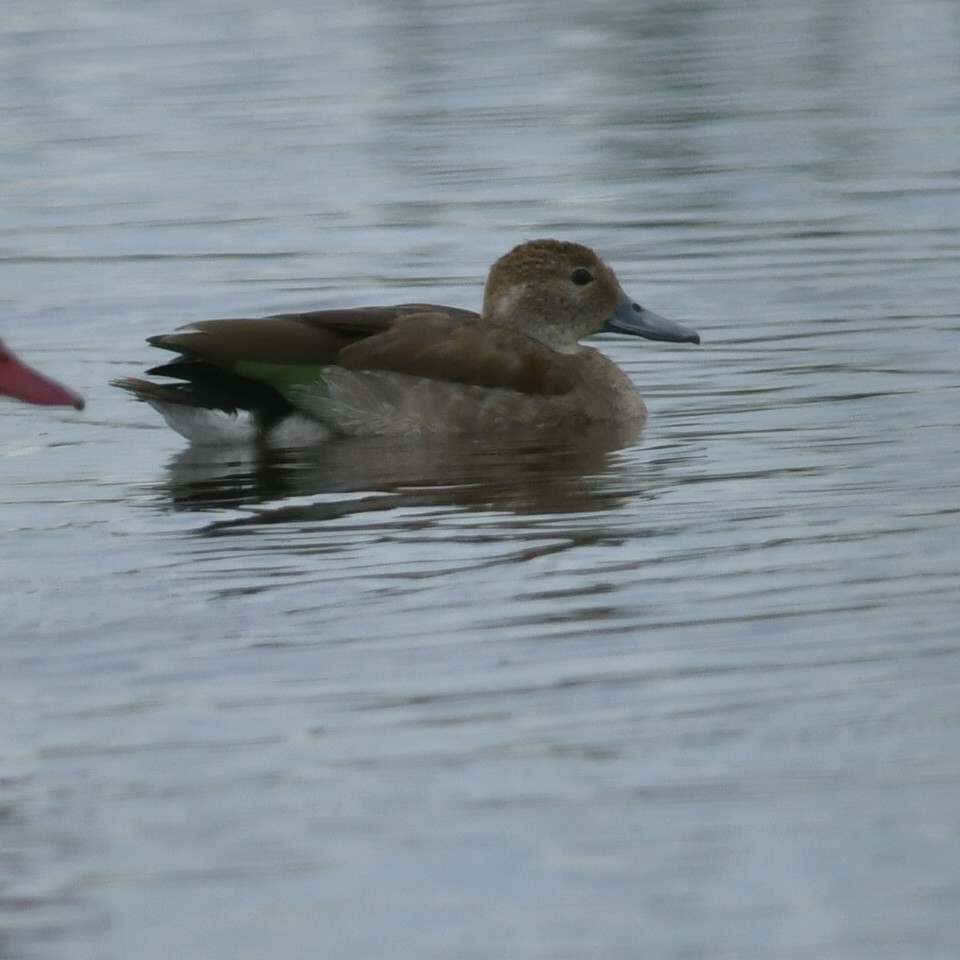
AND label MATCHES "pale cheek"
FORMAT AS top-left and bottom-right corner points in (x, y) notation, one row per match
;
(491, 286), (524, 319)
